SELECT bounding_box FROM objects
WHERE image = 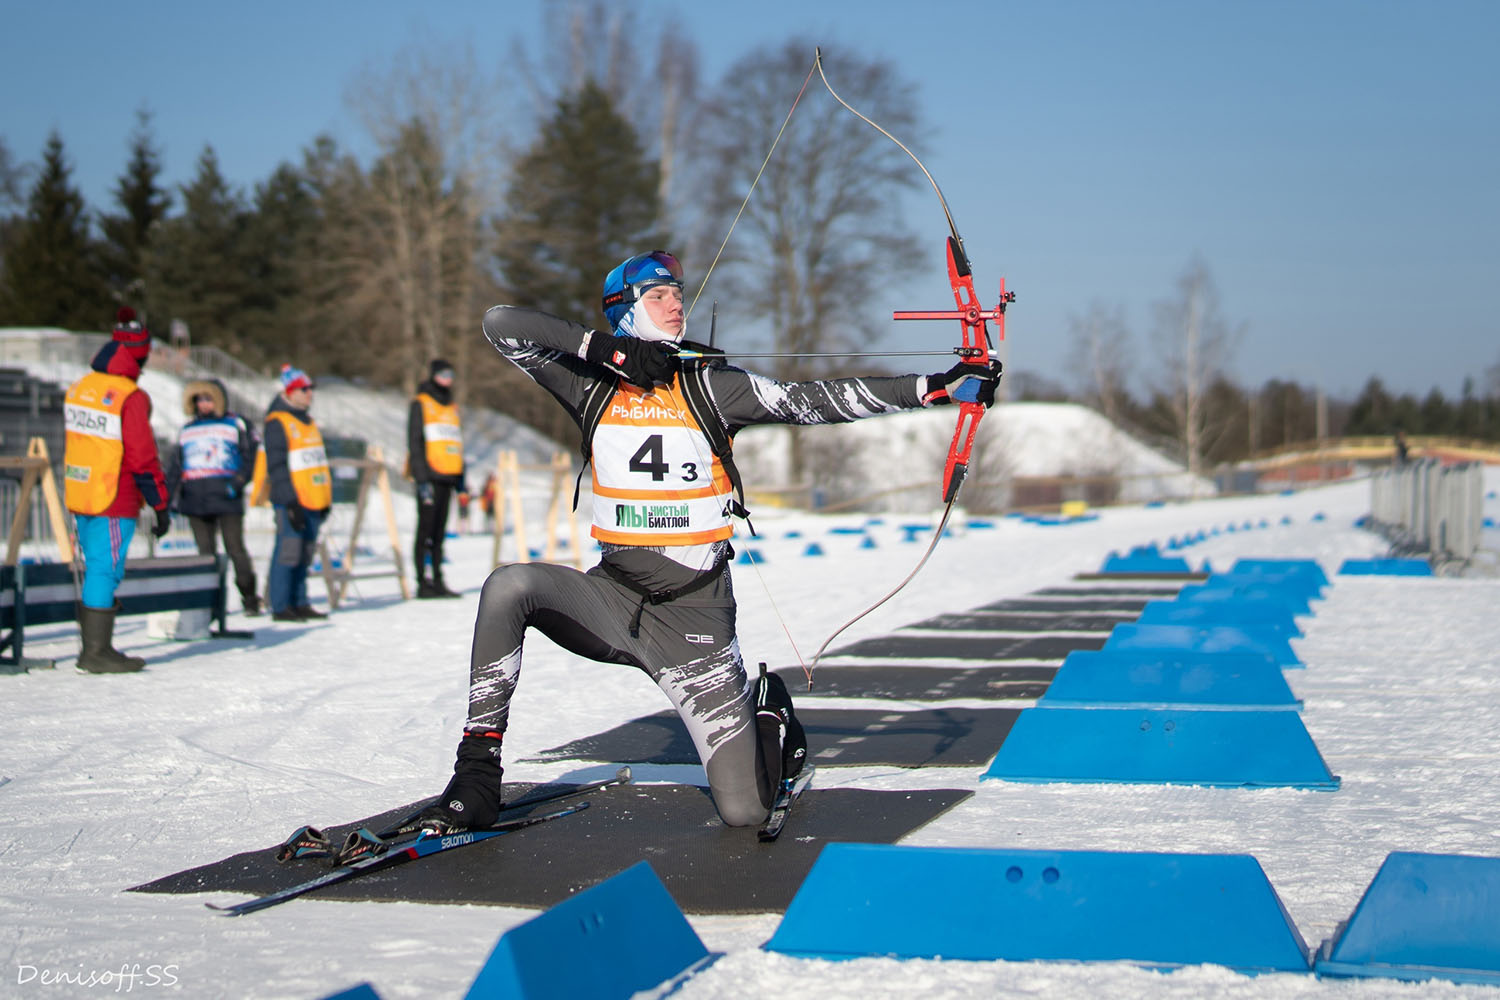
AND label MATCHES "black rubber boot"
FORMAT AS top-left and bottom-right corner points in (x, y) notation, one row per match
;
(240, 576), (262, 616)
(76, 606), (144, 674)
(417, 731), (505, 832)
